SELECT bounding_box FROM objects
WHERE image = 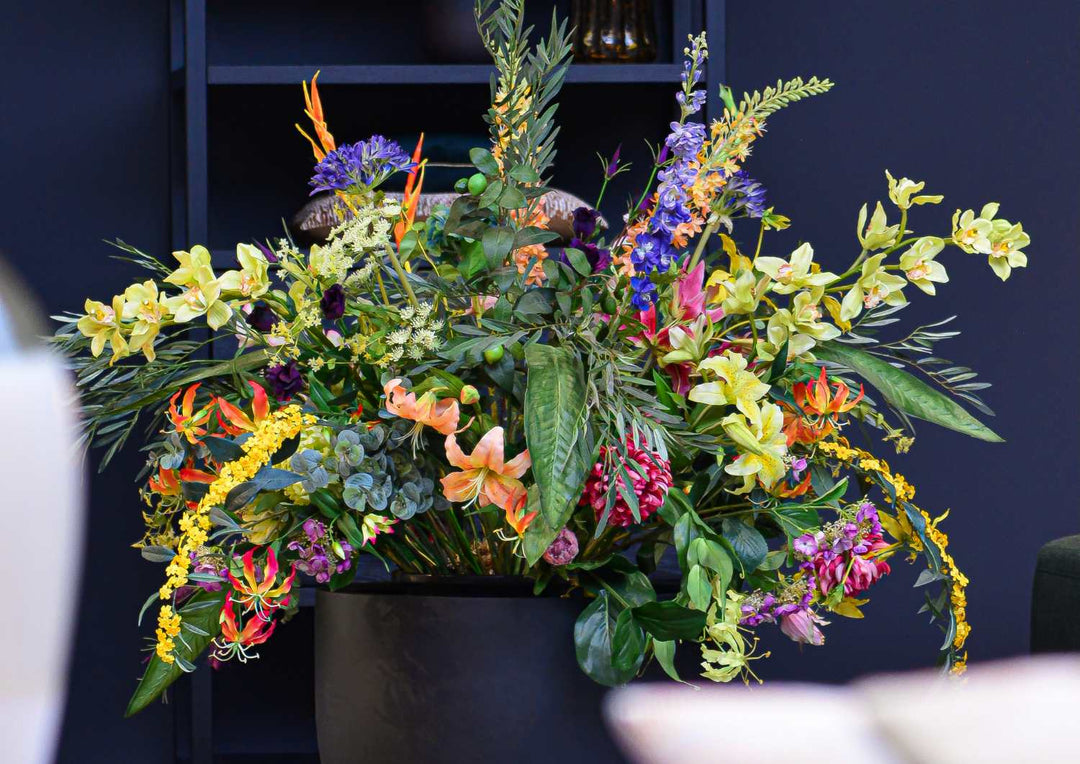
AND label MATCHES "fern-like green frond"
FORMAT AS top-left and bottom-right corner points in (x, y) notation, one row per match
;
(739, 76), (835, 120)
